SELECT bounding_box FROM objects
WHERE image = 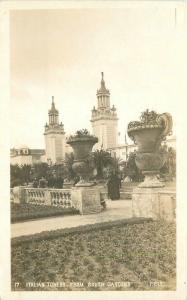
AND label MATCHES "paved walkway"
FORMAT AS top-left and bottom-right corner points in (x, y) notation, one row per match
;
(11, 200), (132, 238)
